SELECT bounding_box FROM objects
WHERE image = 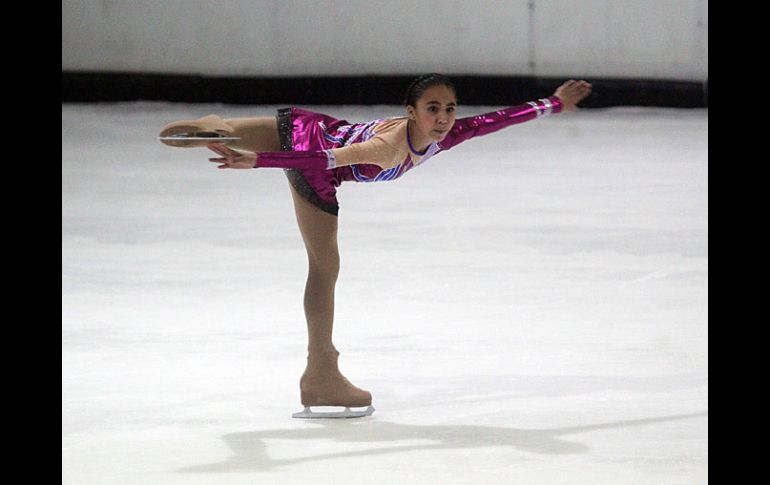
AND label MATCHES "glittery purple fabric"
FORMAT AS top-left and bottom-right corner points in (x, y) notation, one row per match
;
(278, 107), (352, 213)
(438, 96), (563, 150)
